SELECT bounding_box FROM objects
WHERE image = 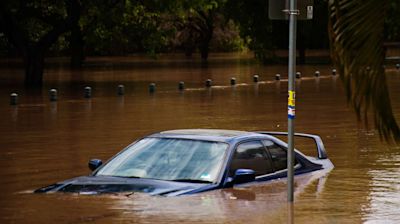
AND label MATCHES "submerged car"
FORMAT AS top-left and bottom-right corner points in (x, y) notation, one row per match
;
(35, 129), (333, 196)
